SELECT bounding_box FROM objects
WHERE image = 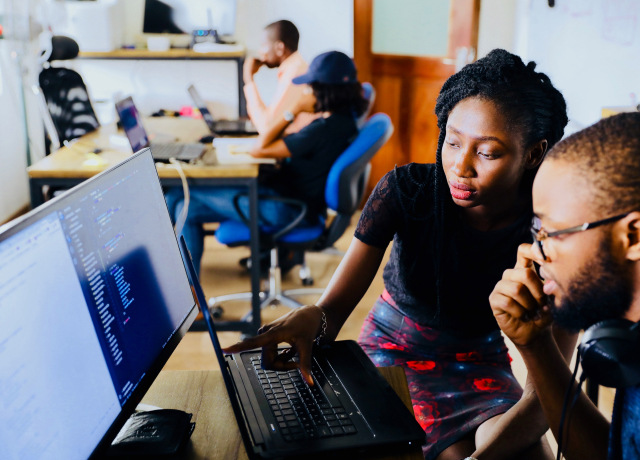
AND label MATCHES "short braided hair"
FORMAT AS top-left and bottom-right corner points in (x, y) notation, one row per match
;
(546, 112), (640, 214)
(431, 49), (568, 326)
